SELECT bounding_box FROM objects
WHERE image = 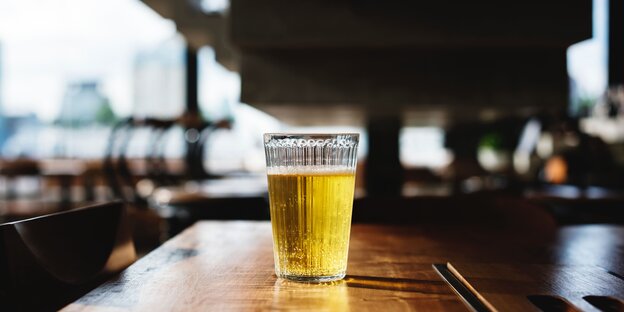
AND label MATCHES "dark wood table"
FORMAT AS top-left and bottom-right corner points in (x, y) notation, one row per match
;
(62, 221), (624, 311)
